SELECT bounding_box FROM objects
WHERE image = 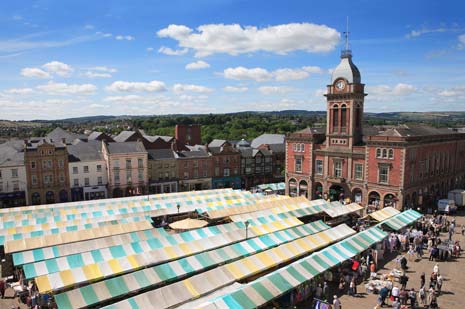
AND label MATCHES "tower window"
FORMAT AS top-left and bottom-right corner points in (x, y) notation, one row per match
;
(341, 105), (347, 132)
(332, 106), (339, 130)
